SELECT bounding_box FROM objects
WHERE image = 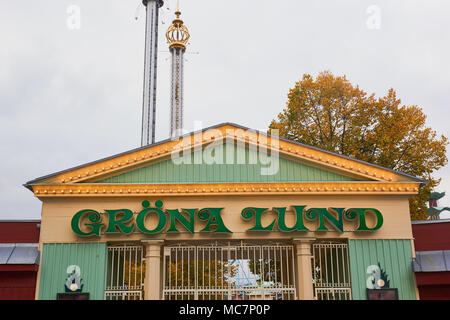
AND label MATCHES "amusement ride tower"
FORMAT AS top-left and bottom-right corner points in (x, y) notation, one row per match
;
(141, 0), (164, 146)
(166, 1), (190, 138)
